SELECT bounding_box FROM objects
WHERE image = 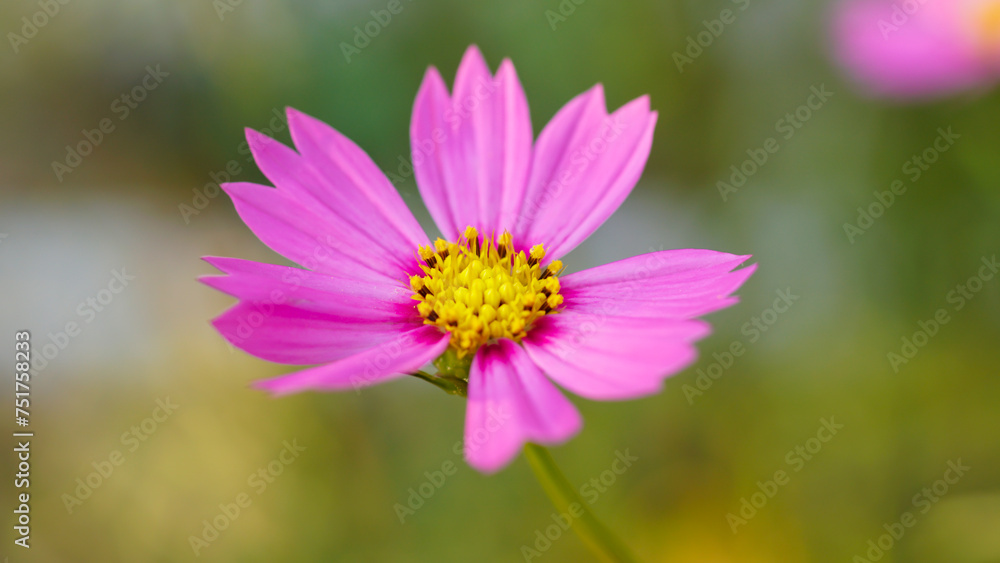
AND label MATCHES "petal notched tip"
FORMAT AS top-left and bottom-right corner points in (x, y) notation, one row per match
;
(458, 44), (490, 74)
(201, 255), (268, 275)
(200, 255), (229, 271)
(463, 340), (583, 473)
(285, 106), (321, 129)
(244, 127), (285, 157)
(587, 82), (607, 111)
(250, 376), (302, 397)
